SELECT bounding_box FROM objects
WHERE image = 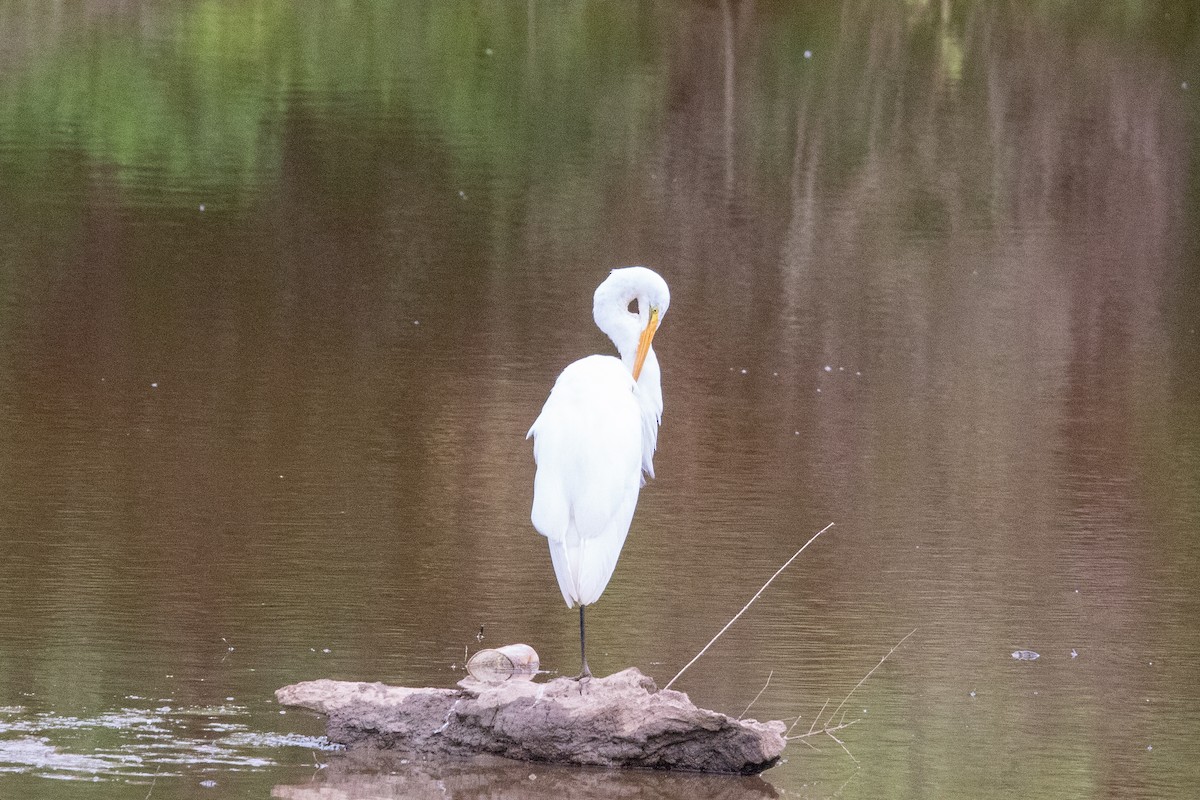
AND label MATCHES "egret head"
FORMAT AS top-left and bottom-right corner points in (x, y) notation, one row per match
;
(593, 266), (670, 380)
